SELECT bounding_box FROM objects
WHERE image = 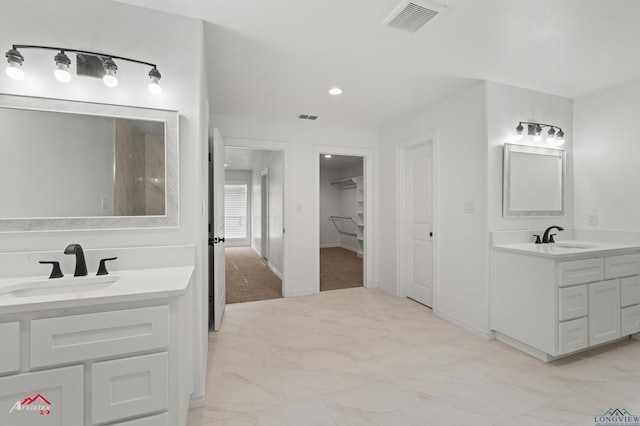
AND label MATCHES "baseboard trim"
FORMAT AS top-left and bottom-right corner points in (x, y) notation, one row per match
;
(267, 262), (283, 280)
(189, 395), (205, 408)
(340, 244), (357, 252)
(435, 309), (494, 340)
(290, 289), (314, 297)
(320, 243), (340, 248)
